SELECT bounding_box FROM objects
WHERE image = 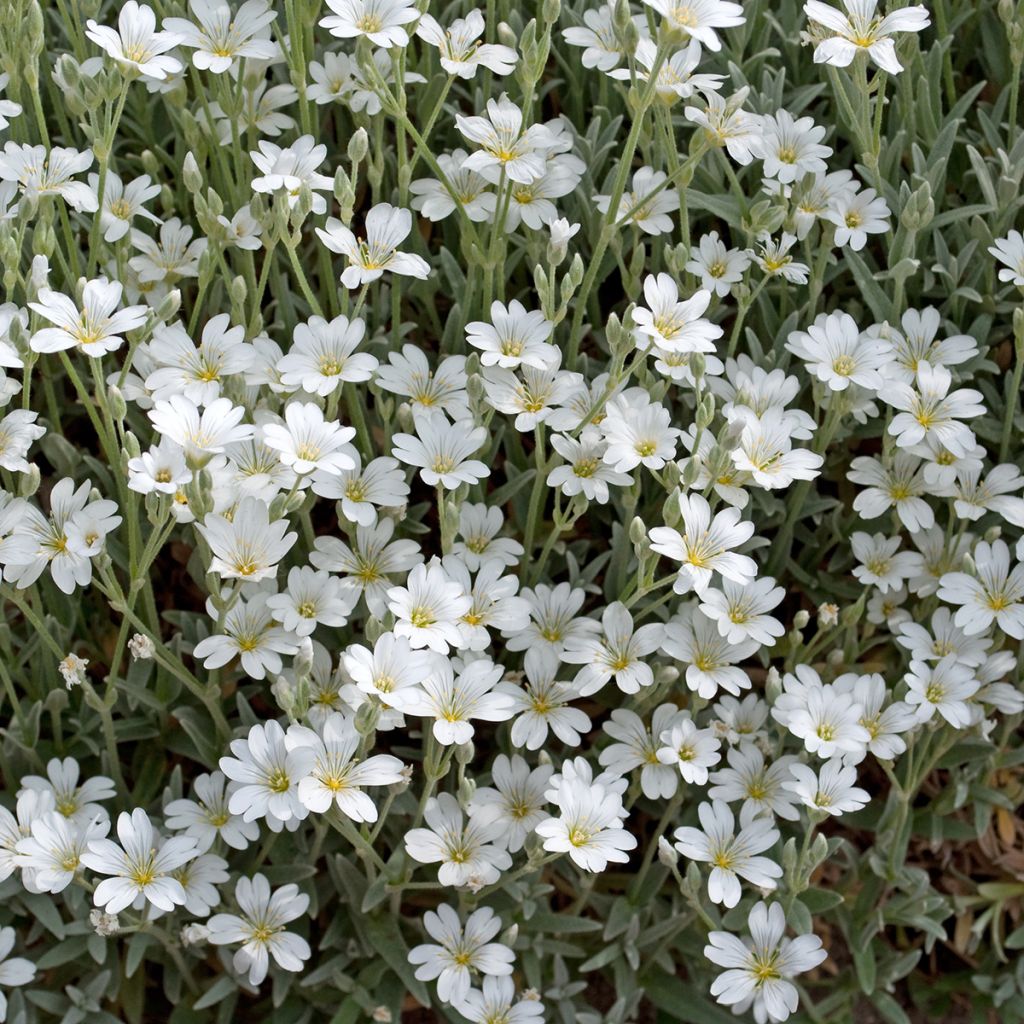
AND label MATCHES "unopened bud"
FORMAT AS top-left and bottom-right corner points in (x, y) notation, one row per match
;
(657, 835), (678, 867)
(182, 152), (202, 193)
